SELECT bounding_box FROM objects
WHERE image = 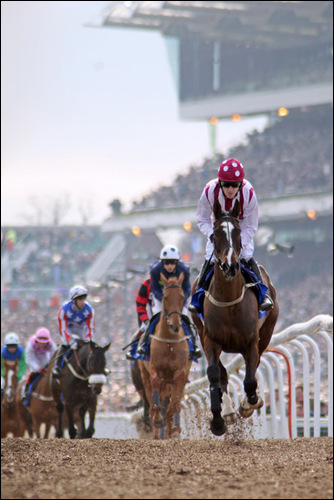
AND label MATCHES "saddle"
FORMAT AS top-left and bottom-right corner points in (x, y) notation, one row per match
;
(189, 265), (268, 320)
